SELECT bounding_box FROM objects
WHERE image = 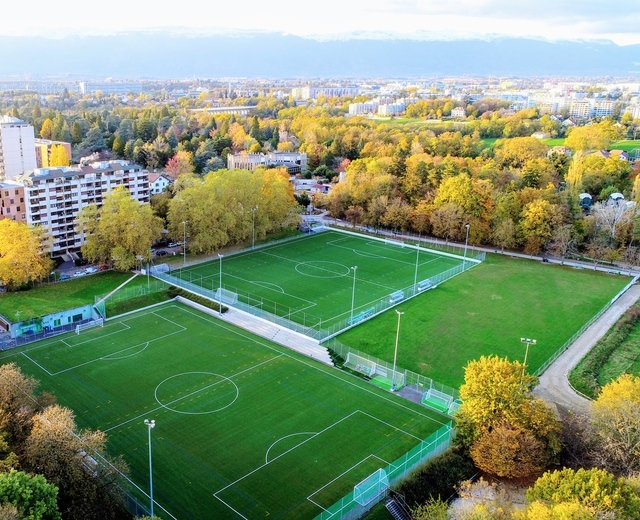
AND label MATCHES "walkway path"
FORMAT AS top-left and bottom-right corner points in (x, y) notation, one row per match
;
(533, 284), (640, 413)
